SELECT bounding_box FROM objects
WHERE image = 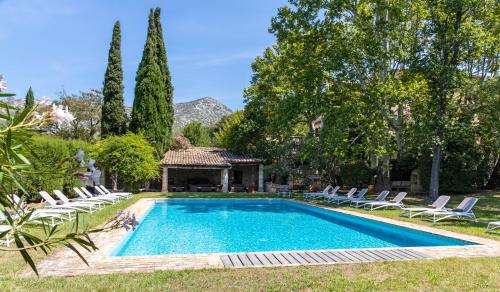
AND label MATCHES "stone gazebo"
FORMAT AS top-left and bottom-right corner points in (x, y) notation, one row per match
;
(161, 147), (263, 193)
